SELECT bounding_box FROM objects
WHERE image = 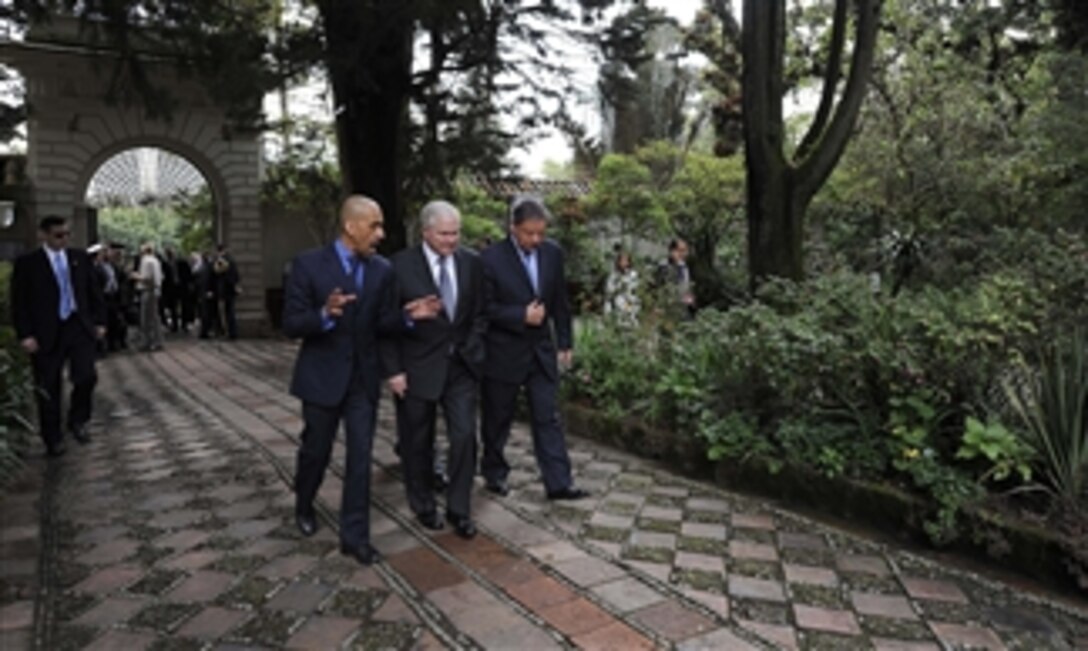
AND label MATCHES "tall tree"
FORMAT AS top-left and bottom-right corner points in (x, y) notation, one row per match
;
(595, 5), (690, 154)
(8, 0), (620, 252)
(687, 0), (743, 156)
(742, 0), (882, 285)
